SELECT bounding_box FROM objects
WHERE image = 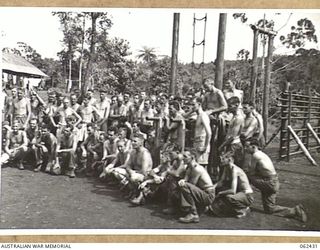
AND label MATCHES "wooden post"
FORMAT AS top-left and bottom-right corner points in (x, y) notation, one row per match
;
(170, 13), (180, 96)
(288, 125), (317, 166)
(279, 83), (289, 159)
(215, 13), (227, 90)
(307, 123), (320, 145)
(250, 27), (259, 103)
(262, 34), (275, 141)
(306, 86), (312, 148)
(68, 56), (72, 93)
(146, 117), (162, 166)
(286, 90), (292, 162)
(265, 126), (281, 148)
